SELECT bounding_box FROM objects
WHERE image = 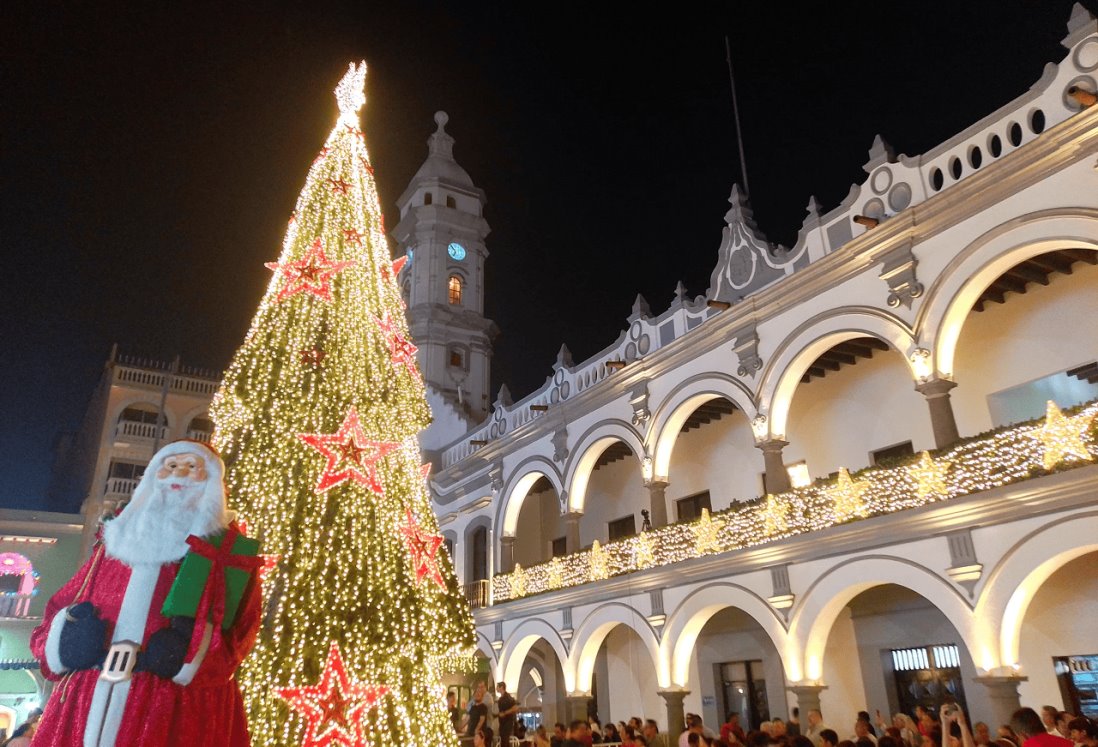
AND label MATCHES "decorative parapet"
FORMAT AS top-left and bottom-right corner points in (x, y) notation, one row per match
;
(490, 401), (1097, 603)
